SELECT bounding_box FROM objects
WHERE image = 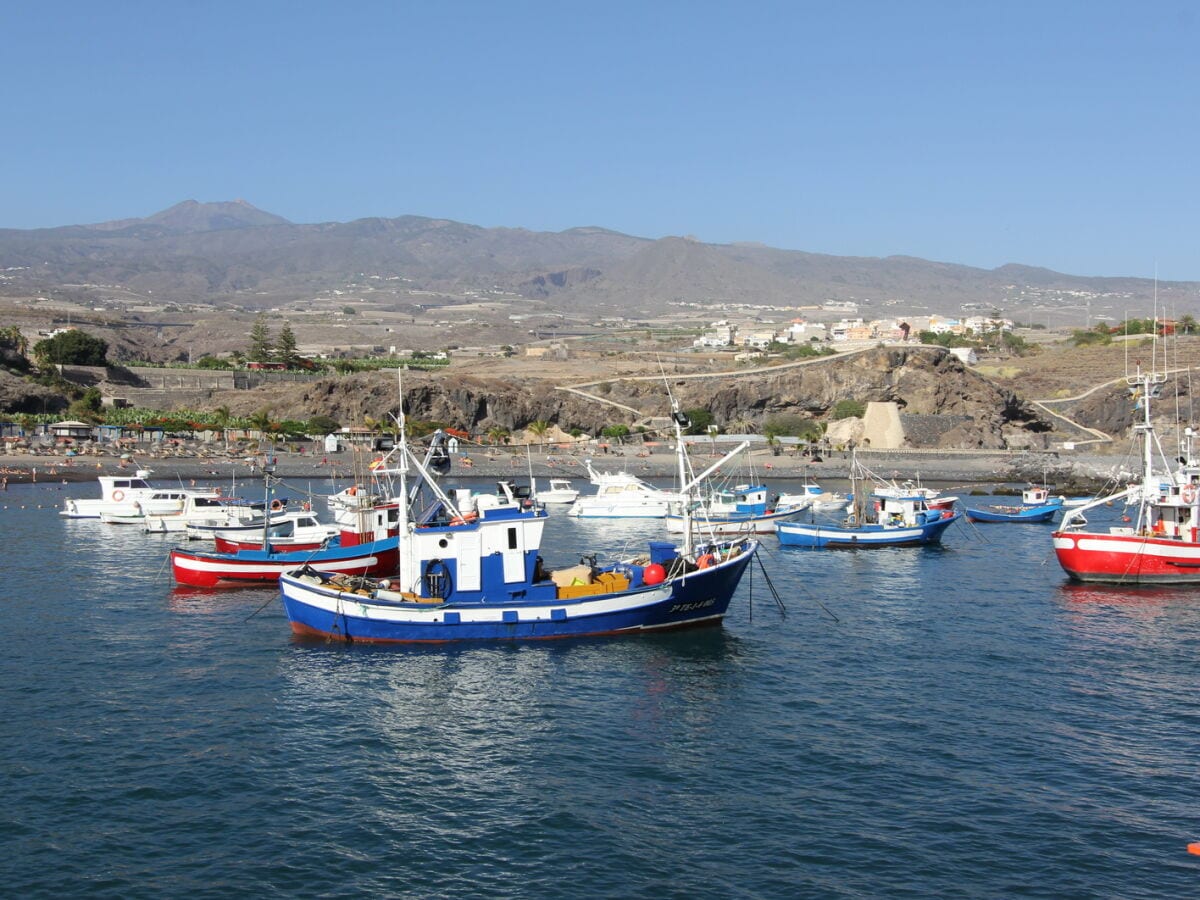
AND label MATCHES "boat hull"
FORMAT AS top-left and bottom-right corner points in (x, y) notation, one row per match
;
(966, 504), (1059, 523)
(565, 500), (675, 518)
(666, 508), (805, 535)
(171, 538), (399, 588)
(213, 537), (328, 553)
(278, 547), (756, 643)
(1052, 530), (1200, 584)
(777, 513), (958, 548)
